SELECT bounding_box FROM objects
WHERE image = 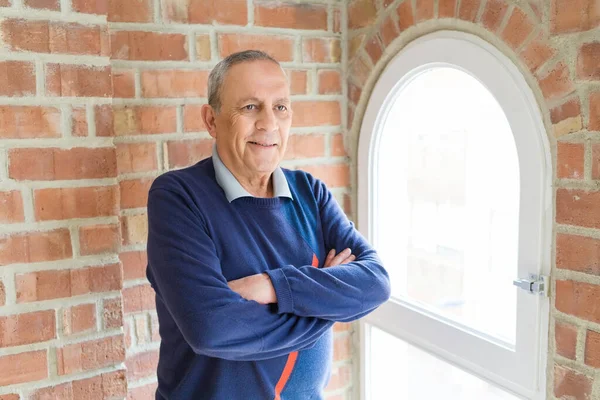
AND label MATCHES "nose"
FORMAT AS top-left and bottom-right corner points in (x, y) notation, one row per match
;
(255, 106), (277, 132)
